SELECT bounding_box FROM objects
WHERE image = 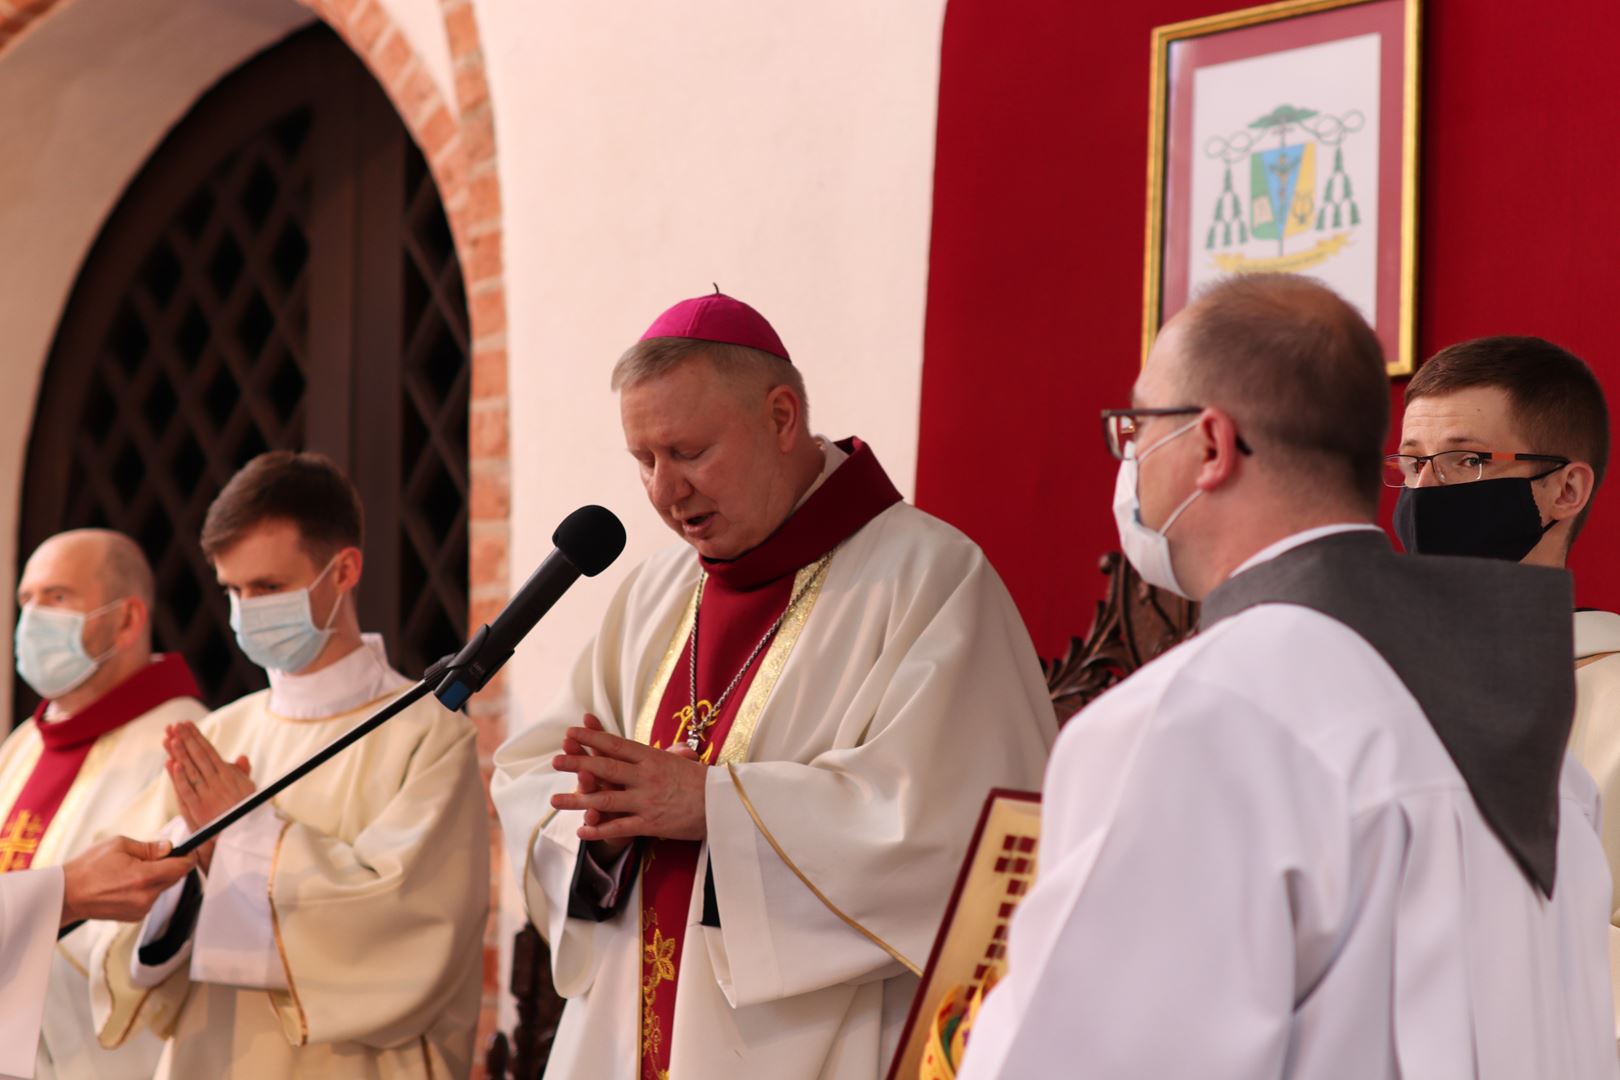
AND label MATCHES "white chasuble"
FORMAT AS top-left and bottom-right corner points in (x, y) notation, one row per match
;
(493, 441), (1056, 1080)
(0, 657), (205, 1080)
(87, 653), (490, 1079)
(0, 867), (65, 1080)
